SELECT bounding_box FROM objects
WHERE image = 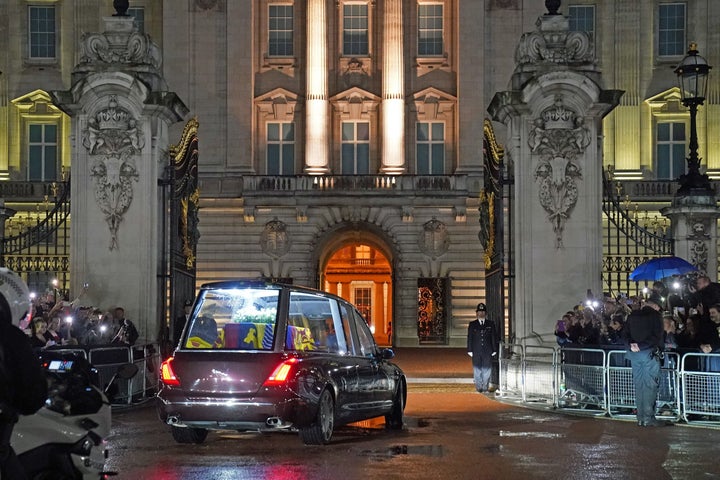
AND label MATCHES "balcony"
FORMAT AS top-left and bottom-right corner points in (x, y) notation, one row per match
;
(240, 175), (471, 196)
(0, 181), (68, 202)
